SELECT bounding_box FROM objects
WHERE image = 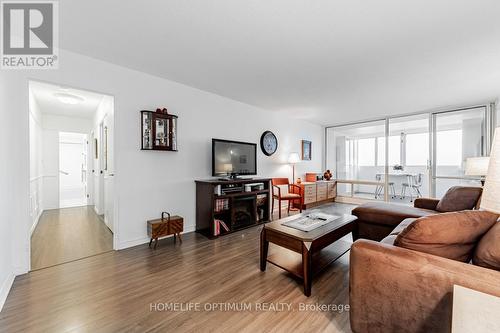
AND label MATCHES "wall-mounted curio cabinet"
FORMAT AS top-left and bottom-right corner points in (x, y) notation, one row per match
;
(141, 108), (178, 151)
